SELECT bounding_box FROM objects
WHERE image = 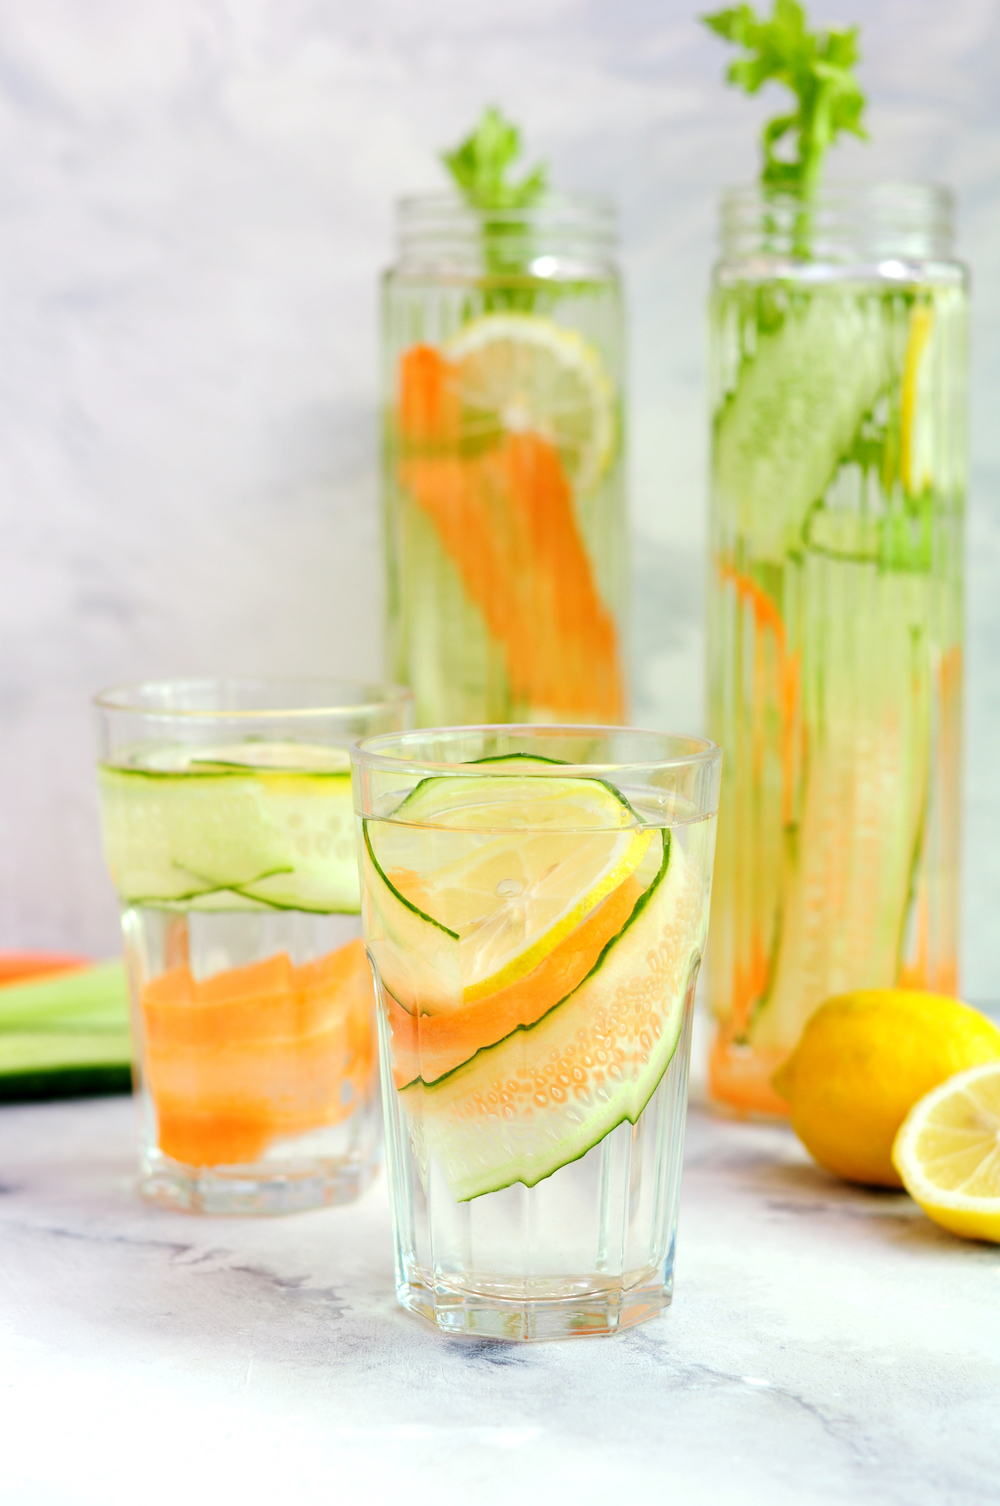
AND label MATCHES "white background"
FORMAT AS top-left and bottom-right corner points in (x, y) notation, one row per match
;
(3, 0), (999, 993)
